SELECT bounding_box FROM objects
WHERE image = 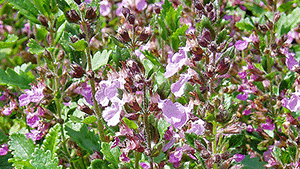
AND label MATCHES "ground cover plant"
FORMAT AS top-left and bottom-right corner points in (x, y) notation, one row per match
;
(1, 0), (300, 168)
